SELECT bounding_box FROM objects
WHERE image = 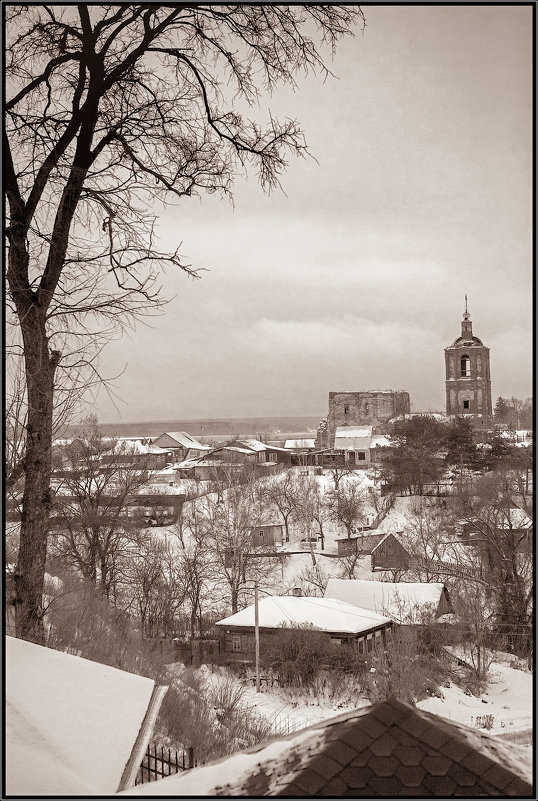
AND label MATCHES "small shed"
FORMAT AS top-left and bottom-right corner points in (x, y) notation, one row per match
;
(250, 523), (284, 547)
(371, 532), (412, 571)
